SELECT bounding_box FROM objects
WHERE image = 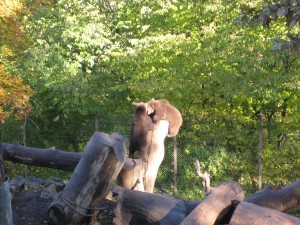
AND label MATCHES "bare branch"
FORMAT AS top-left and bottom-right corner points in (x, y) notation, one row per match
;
(195, 160), (211, 194)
